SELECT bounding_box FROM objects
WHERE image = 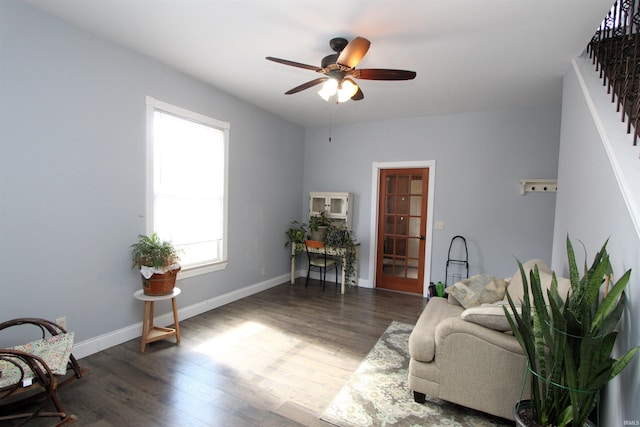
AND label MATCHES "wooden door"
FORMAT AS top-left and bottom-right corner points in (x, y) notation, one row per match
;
(376, 168), (429, 294)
